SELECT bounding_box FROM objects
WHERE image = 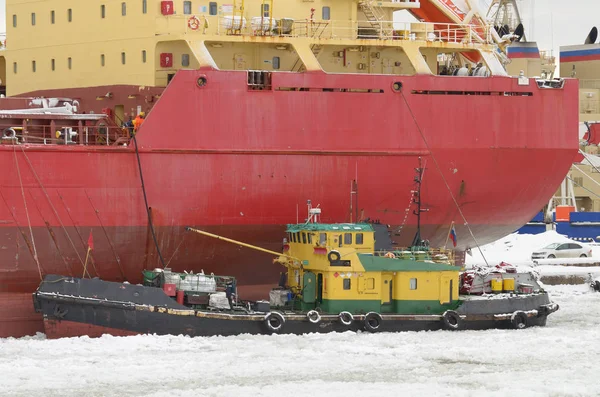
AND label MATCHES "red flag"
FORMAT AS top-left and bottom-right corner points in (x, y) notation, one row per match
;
(87, 231), (94, 251)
